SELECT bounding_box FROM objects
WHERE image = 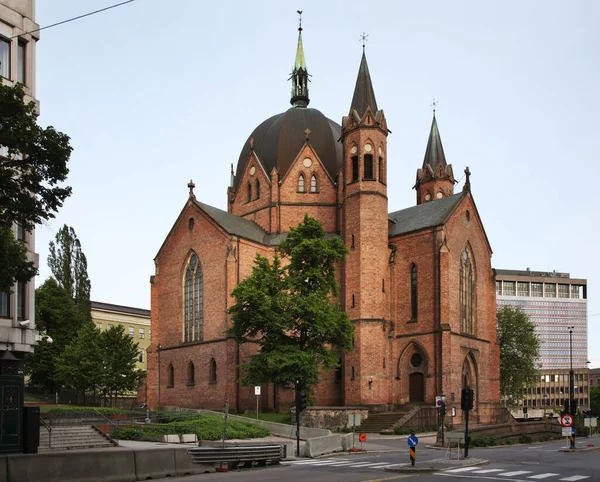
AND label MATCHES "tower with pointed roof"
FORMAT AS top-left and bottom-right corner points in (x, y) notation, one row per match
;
(341, 49), (391, 405)
(290, 20), (309, 108)
(414, 113), (455, 204)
